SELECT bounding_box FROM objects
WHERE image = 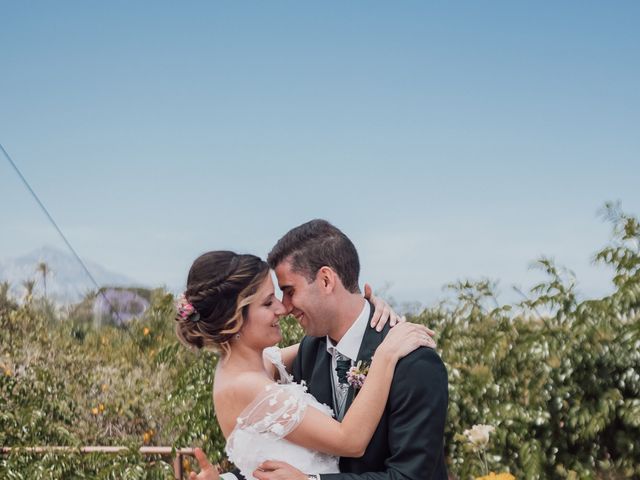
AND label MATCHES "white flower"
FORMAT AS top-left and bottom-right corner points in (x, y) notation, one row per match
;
(463, 424), (495, 448)
(270, 424), (284, 435)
